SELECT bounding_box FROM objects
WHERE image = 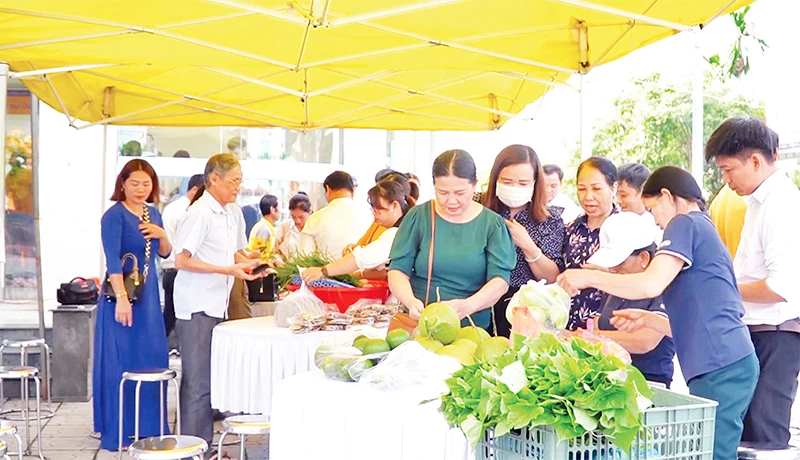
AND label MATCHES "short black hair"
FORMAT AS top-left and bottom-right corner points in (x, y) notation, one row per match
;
(323, 171), (355, 192)
(375, 168), (400, 183)
(577, 157), (617, 186)
(259, 194), (279, 216)
(618, 163), (651, 191)
(288, 193), (312, 213)
(432, 149), (477, 184)
(705, 117), (779, 163)
(173, 149), (190, 158)
(187, 174), (204, 192)
(542, 164), (564, 181)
